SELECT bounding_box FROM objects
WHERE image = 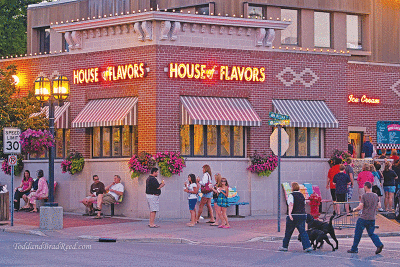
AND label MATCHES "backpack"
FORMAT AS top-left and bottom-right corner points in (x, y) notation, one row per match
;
(200, 173), (213, 194)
